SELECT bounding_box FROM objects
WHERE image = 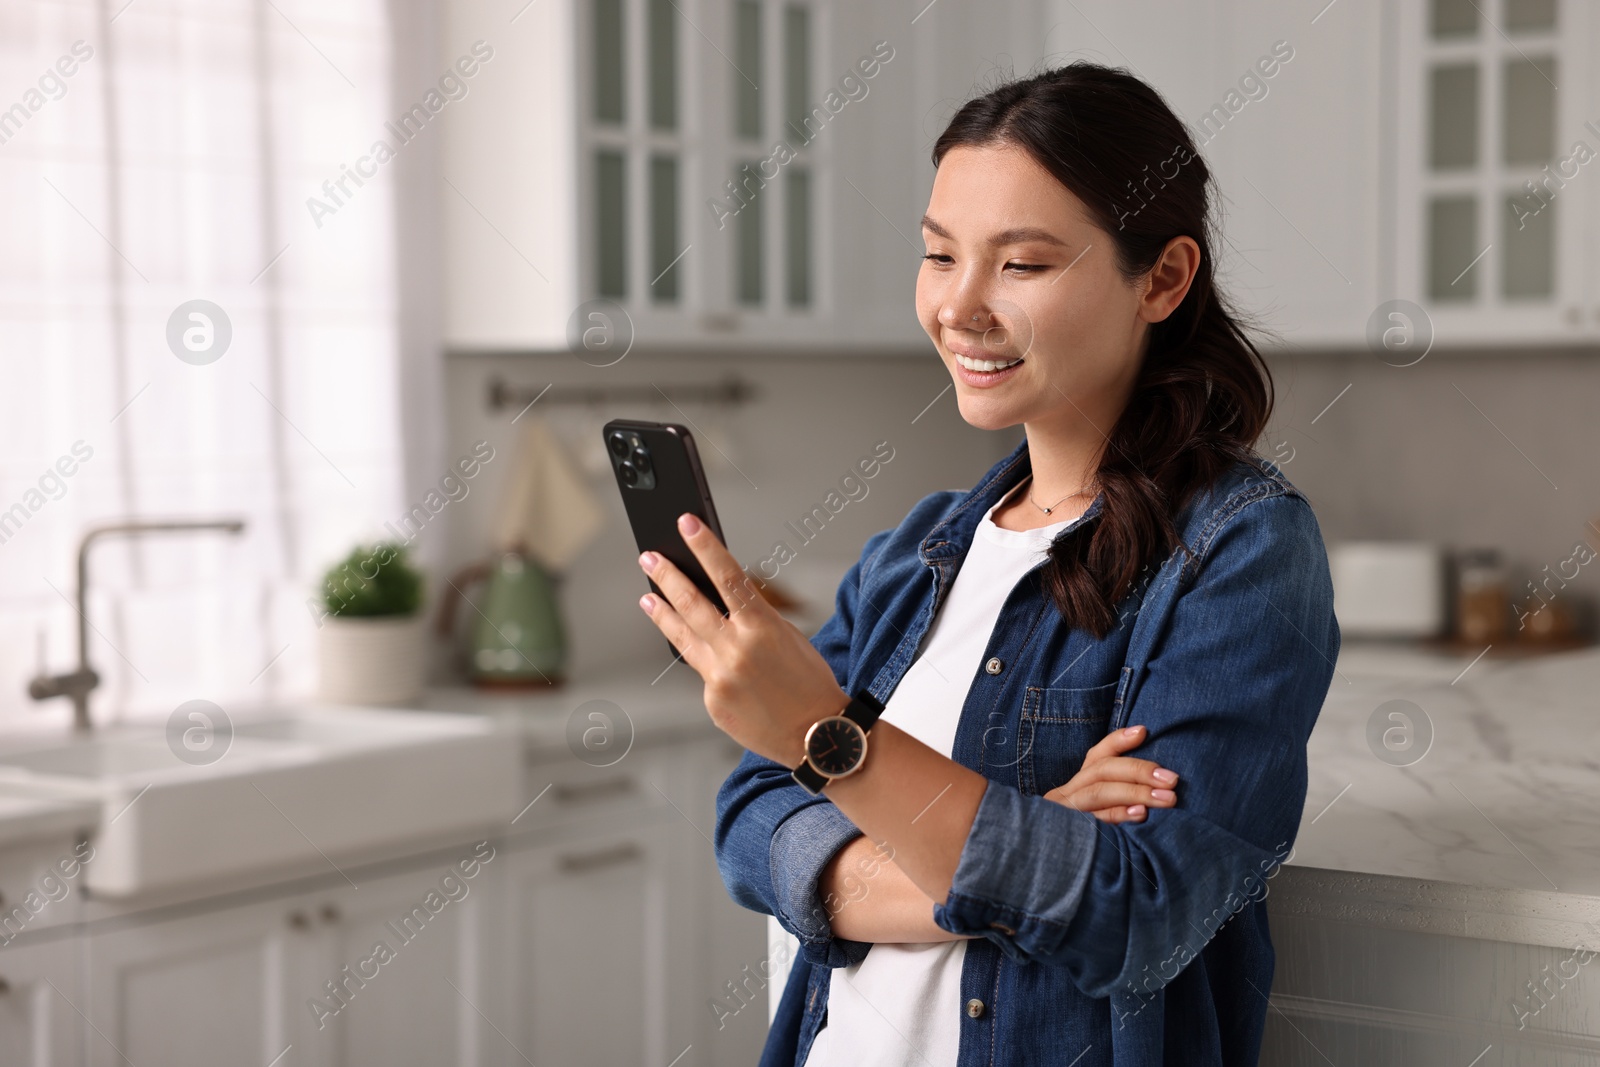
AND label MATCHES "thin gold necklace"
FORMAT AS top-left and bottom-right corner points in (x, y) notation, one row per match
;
(1026, 475), (1098, 515)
